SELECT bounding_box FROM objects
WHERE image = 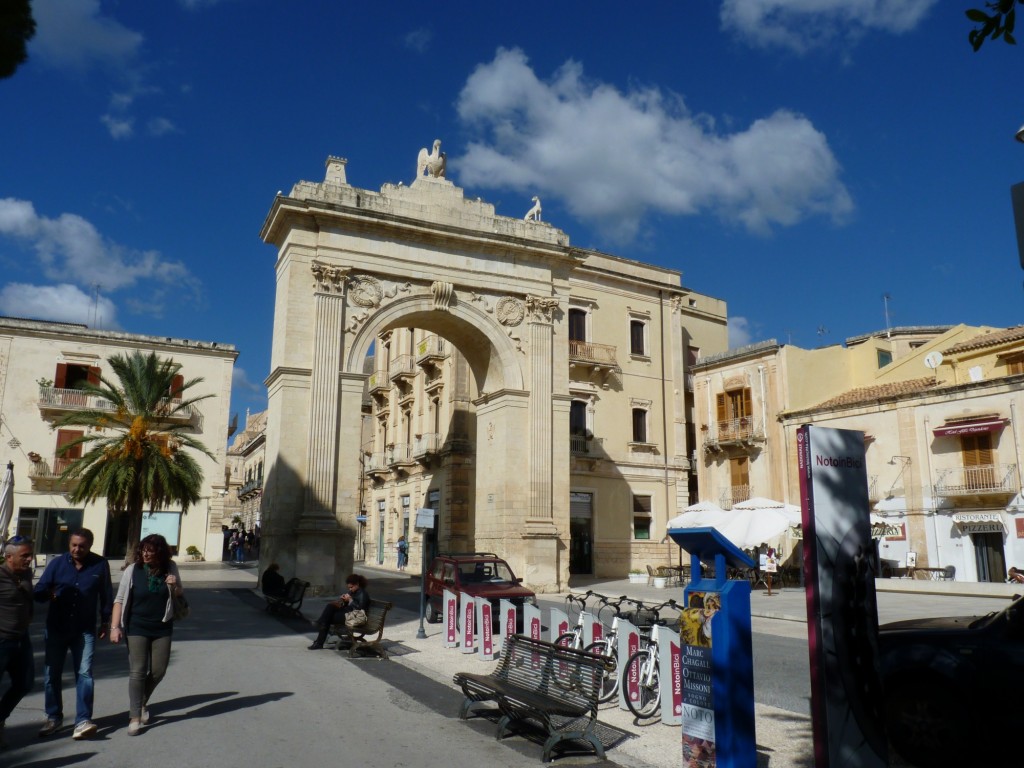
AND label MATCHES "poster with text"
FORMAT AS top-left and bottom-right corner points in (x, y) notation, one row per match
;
(680, 591), (719, 768)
